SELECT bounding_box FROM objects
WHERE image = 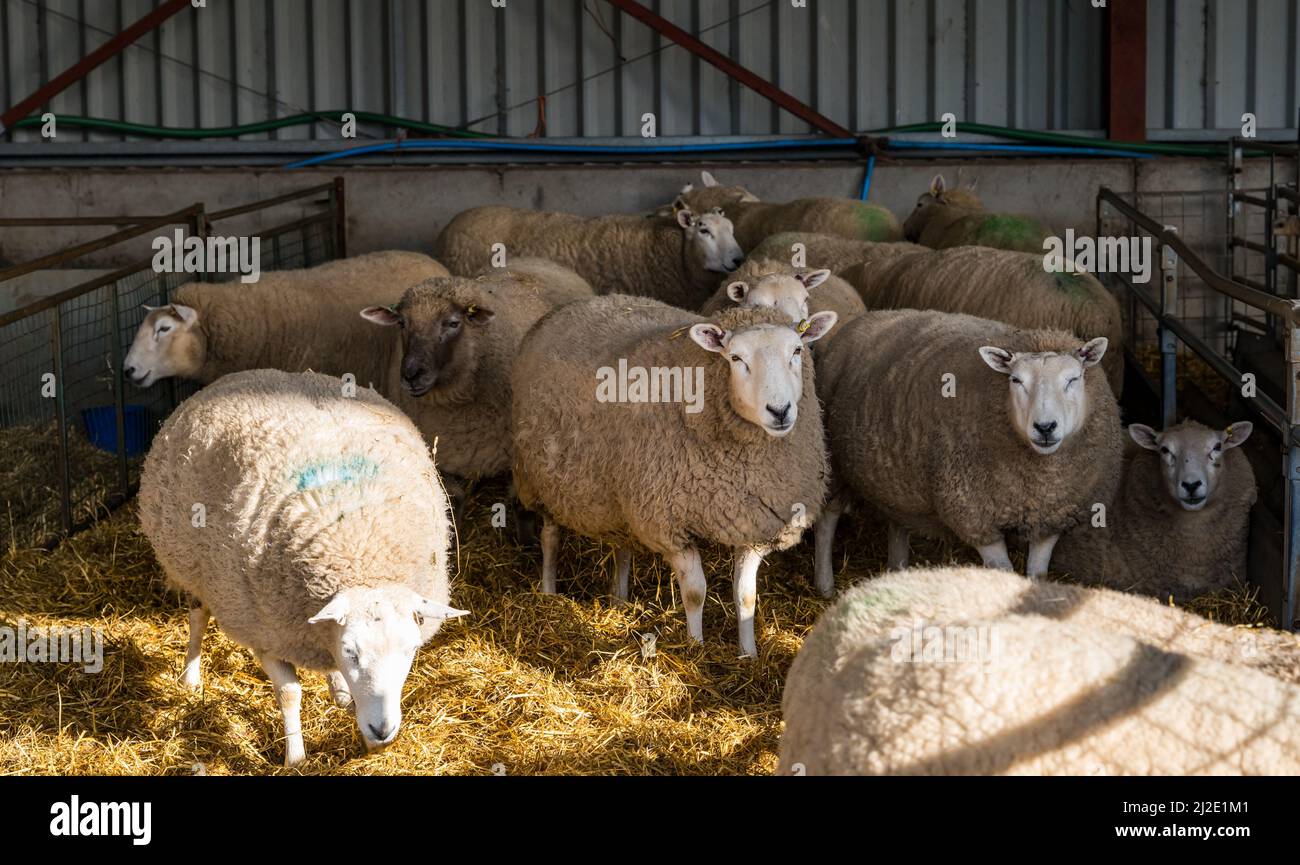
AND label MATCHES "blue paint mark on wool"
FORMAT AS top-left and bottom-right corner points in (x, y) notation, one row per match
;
(294, 456), (380, 492)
